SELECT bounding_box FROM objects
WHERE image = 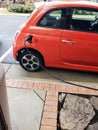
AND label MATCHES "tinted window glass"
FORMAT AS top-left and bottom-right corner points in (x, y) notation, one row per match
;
(37, 9), (62, 28)
(71, 8), (98, 33)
